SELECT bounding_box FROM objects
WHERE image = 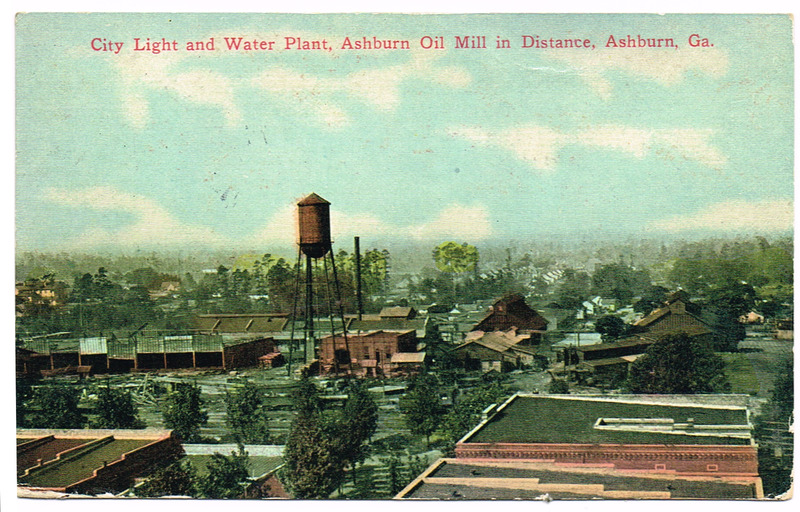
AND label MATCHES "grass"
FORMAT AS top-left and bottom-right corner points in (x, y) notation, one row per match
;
(721, 353), (760, 395)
